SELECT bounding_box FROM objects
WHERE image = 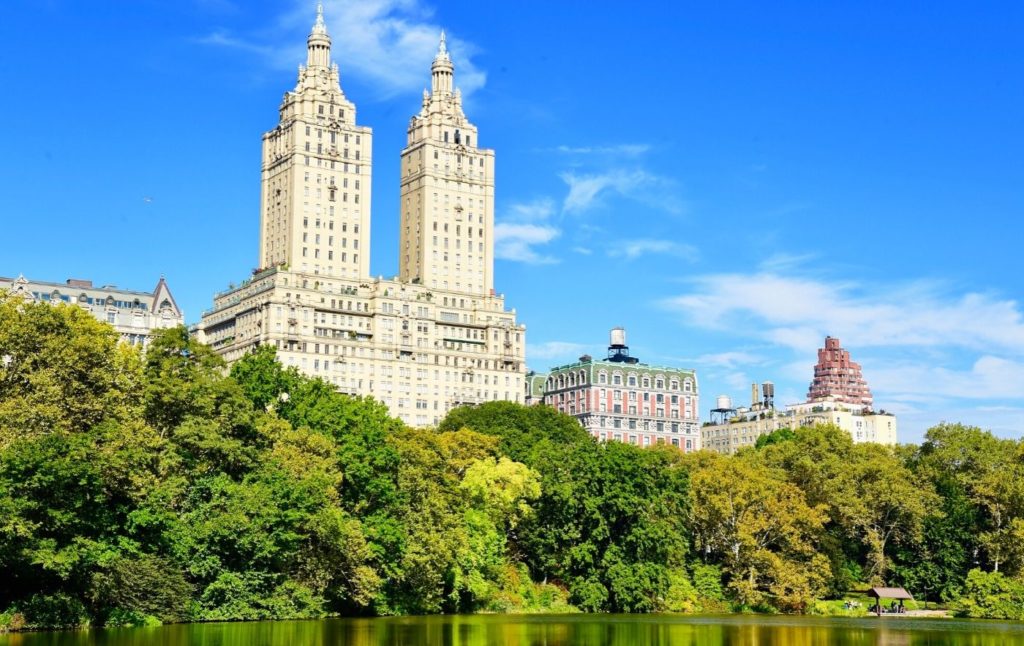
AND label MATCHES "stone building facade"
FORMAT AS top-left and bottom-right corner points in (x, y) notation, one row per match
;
(701, 400), (898, 455)
(196, 8), (525, 428)
(529, 329), (701, 451)
(399, 32), (494, 297)
(0, 274), (183, 347)
(807, 336), (873, 408)
(702, 336), (896, 454)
